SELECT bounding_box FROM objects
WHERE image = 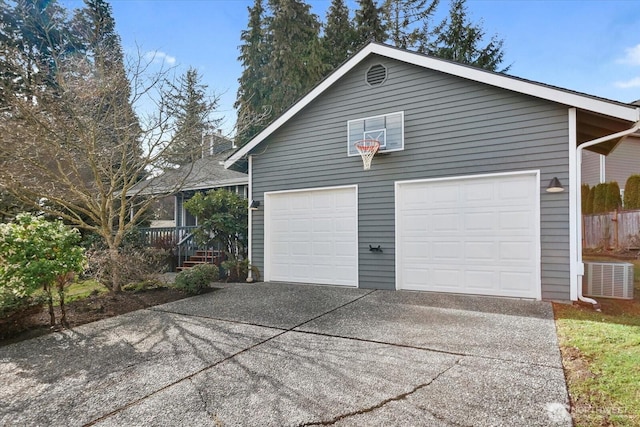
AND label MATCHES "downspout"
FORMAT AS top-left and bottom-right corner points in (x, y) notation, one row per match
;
(246, 155), (254, 283)
(575, 112), (640, 308)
